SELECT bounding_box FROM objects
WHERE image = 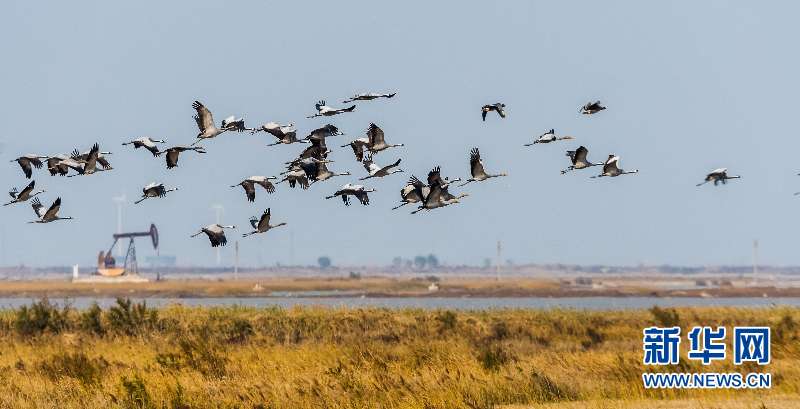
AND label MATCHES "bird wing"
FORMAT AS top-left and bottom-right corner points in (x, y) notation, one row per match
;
(427, 166), (444, 186)
(18, 158), (33, 178)
(166, 149), (180, 168)
(18, 180), (35, 198)
(603, 157), (619, 174)
(495, 104), (506, 118)
(362, 153), (374, 170)
(259, 208), (271, 230)
(43, 197), (61, 220)
(469, 148), (485, 177)
(46, 157), (61, 175)
(380, 158), (401, 173)
(98, 156), (112, 170)
(31, 197), (44, 218)
(192, 101), (214, 131)
(242, 181), (256, 202)
(84, 143), (100, 172)
(575, 146), (588, 163)
(255, 179), (275, 194)
(367, 123), (385, 146)
(425, 184), (443, 206)
(481, 109), (487, 121)
(355, 190), (370, 205)
(409, 175), (426, 200)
